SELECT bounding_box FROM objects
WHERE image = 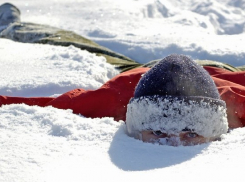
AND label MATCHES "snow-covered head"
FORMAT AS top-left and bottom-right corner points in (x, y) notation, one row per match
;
(126, 54), (228, 144)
